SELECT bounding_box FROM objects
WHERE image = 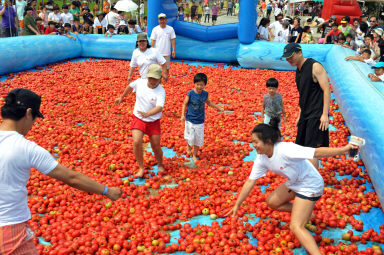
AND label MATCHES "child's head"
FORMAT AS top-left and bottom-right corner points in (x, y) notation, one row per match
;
(266, 78), (278, 96)
(62, 4), (69, 13)
(346, 34), (353, 42)
(338, 34), (346, 44)
(364, 34), (373, 45)
(57, 26), (64, 34)
(303, 25), (310, 33)
(282, 21), (289, 29)
(107, 24), (115, 32)
(35, 17), (42, 25)
(74, 19), (80, 25)
(193, 73), (207, 92)
(64, 23), (71, 31)
(332, 22), (339, 32)
(374, 66), (384, 76)
(48, 21), (56, 29)
(362, 49), (372, 60)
